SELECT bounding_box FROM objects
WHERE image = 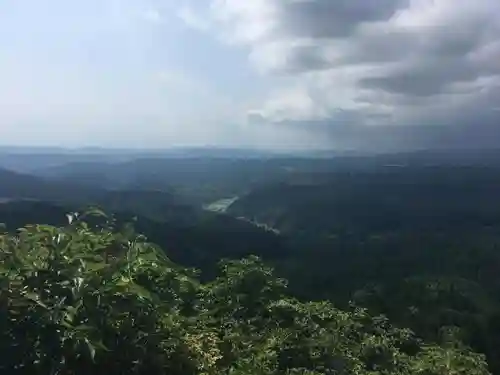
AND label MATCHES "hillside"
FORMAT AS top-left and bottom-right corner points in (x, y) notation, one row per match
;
(228, 167), (500, 235)
(222, 166), (500, 372)
(33, 158), (295, 204)
(0, 212), (490, 375)
(4, 153), (500, 372)
(0, 167), (195, 222)
(29, 150), (500, 205)
(0, 168), (101, 203)
(0, 200), (290, 279)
